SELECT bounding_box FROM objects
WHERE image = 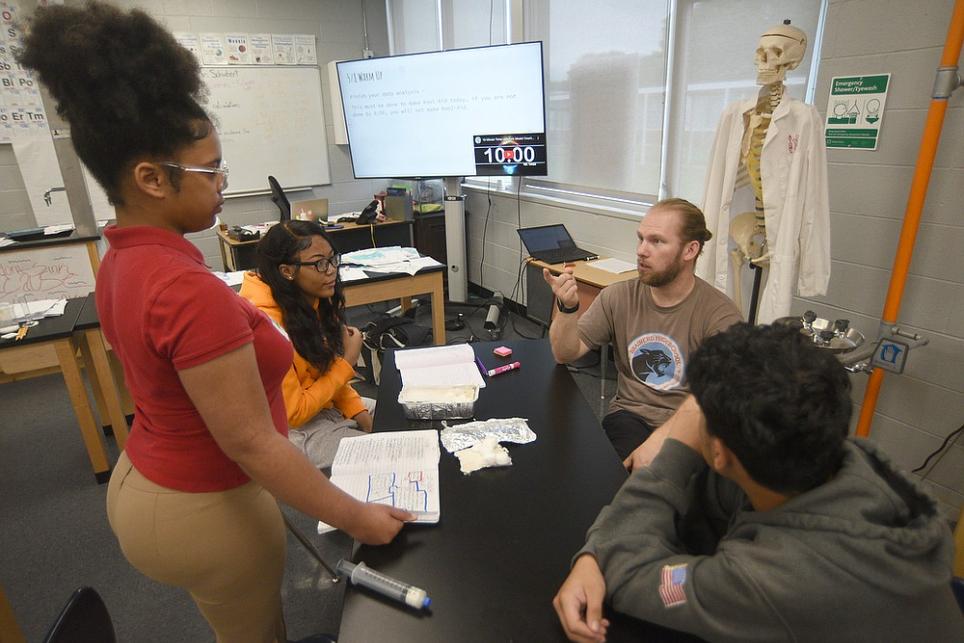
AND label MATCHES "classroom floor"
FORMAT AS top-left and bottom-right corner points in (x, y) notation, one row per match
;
(0, 297), (614, 642)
